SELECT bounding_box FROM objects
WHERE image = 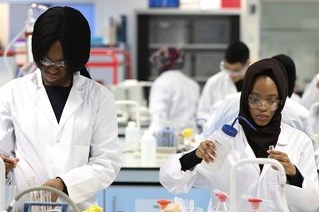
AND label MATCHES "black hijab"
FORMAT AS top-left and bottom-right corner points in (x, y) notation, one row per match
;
(239, 58), (288, 159)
